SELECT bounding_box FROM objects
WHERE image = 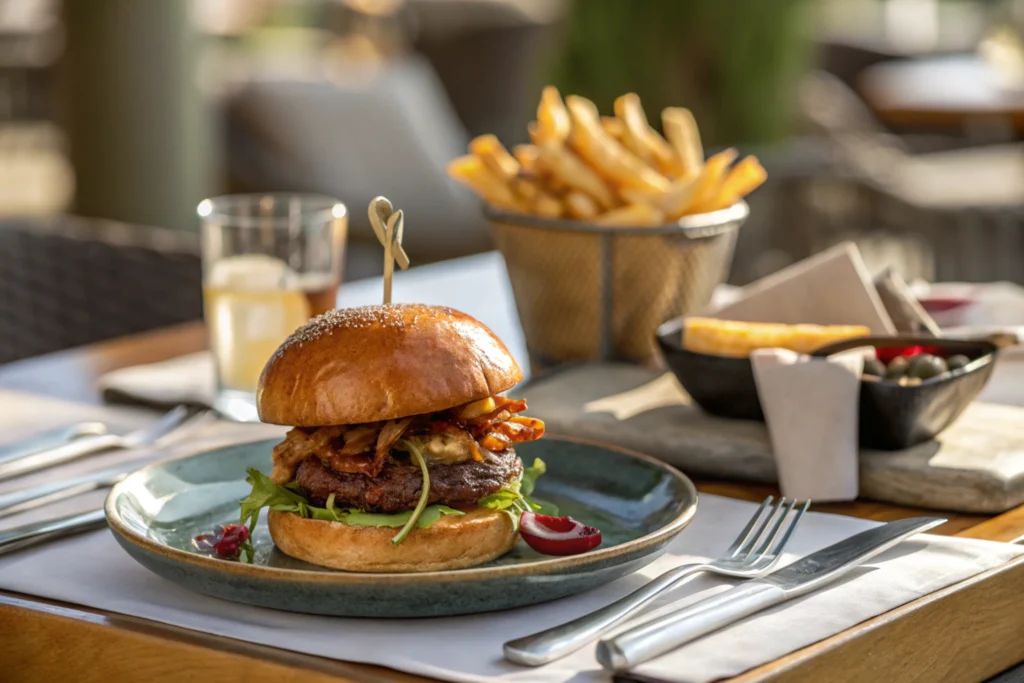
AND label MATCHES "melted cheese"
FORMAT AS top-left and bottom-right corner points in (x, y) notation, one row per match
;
(455, 396), (497, 420)
(407, 432), (476, 464)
